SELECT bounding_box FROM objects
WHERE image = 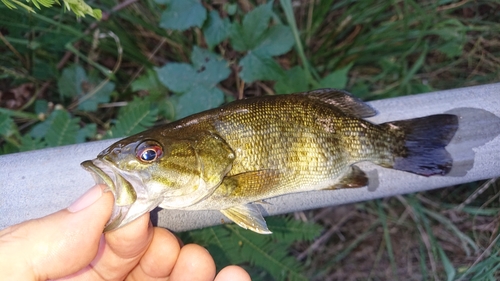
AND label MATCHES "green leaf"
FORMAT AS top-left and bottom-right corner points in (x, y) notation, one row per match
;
(58, 64), (87, 98)
(182, 216), (321, 281)
(156, 47), (230, 118)
(1, 0), (102, 18)
(78, 81), (114, 112)
(33, 59), (57, 80)
(0, 113), (17, 138)
(190, 46), (230, 87)
(156, 63), (197, 93)
(131, 69), (167, 95)
(109, 97), (158, 138)
(34, 100), (49, 115)
(239, 52), (284, 83)
(63, 0), (102, 19)
(203, 10), (231, 49)
(174, 86), (224, 119)
(319, 63), (353, 89)
(224, 3), (237, 15)
(438, 40), (463, 58)
(19, 135), (46, 152)
(158, 0), (207, 31)
(1, 142), (19, 154)
(253, 24), (294, 57)
(42, 110), (80, 147)
(229, 1), (274, 52)
(274, 66), (309, 94)
(76, 123), (96, 143)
